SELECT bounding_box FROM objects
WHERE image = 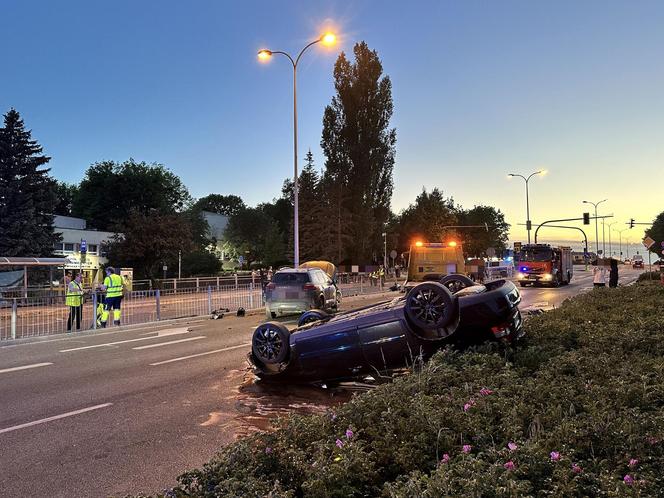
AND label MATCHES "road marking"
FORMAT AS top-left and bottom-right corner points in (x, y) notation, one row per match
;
(0, 362), (53, 374)
(59, 329), (190, 352)
(0, 403), (113, 435)
(132, 336), (205, 350)
(149, 343), (251, 366)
